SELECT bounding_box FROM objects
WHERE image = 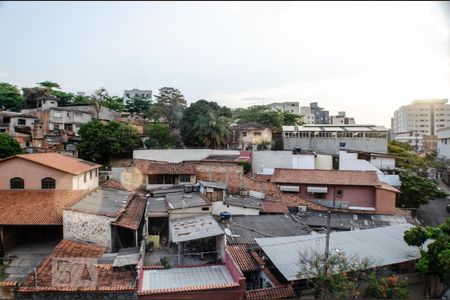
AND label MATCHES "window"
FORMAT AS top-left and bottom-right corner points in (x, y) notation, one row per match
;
(41, 177), (56, 189)
(202, 207), (209, 211)
(179, 175), (191, 183)
(89, 171), (92, 180)
(84, 173), (87, 183)
(254, 131), (261, 136)
(10, 177), (24, 189)
(67, 112), (70, 117)
(242, 131), (247, 137)
(336, 190), (343, 197)
(18, 119), (26, 125)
